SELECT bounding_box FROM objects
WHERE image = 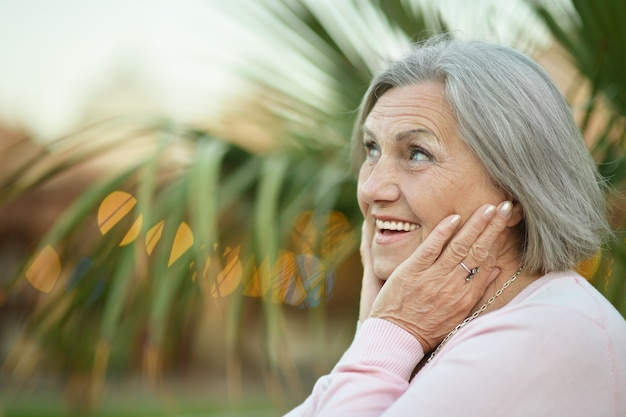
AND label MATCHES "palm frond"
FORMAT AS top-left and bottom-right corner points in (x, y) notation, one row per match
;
(530, 0), (626, 314)
(12, 0), (610, 413)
